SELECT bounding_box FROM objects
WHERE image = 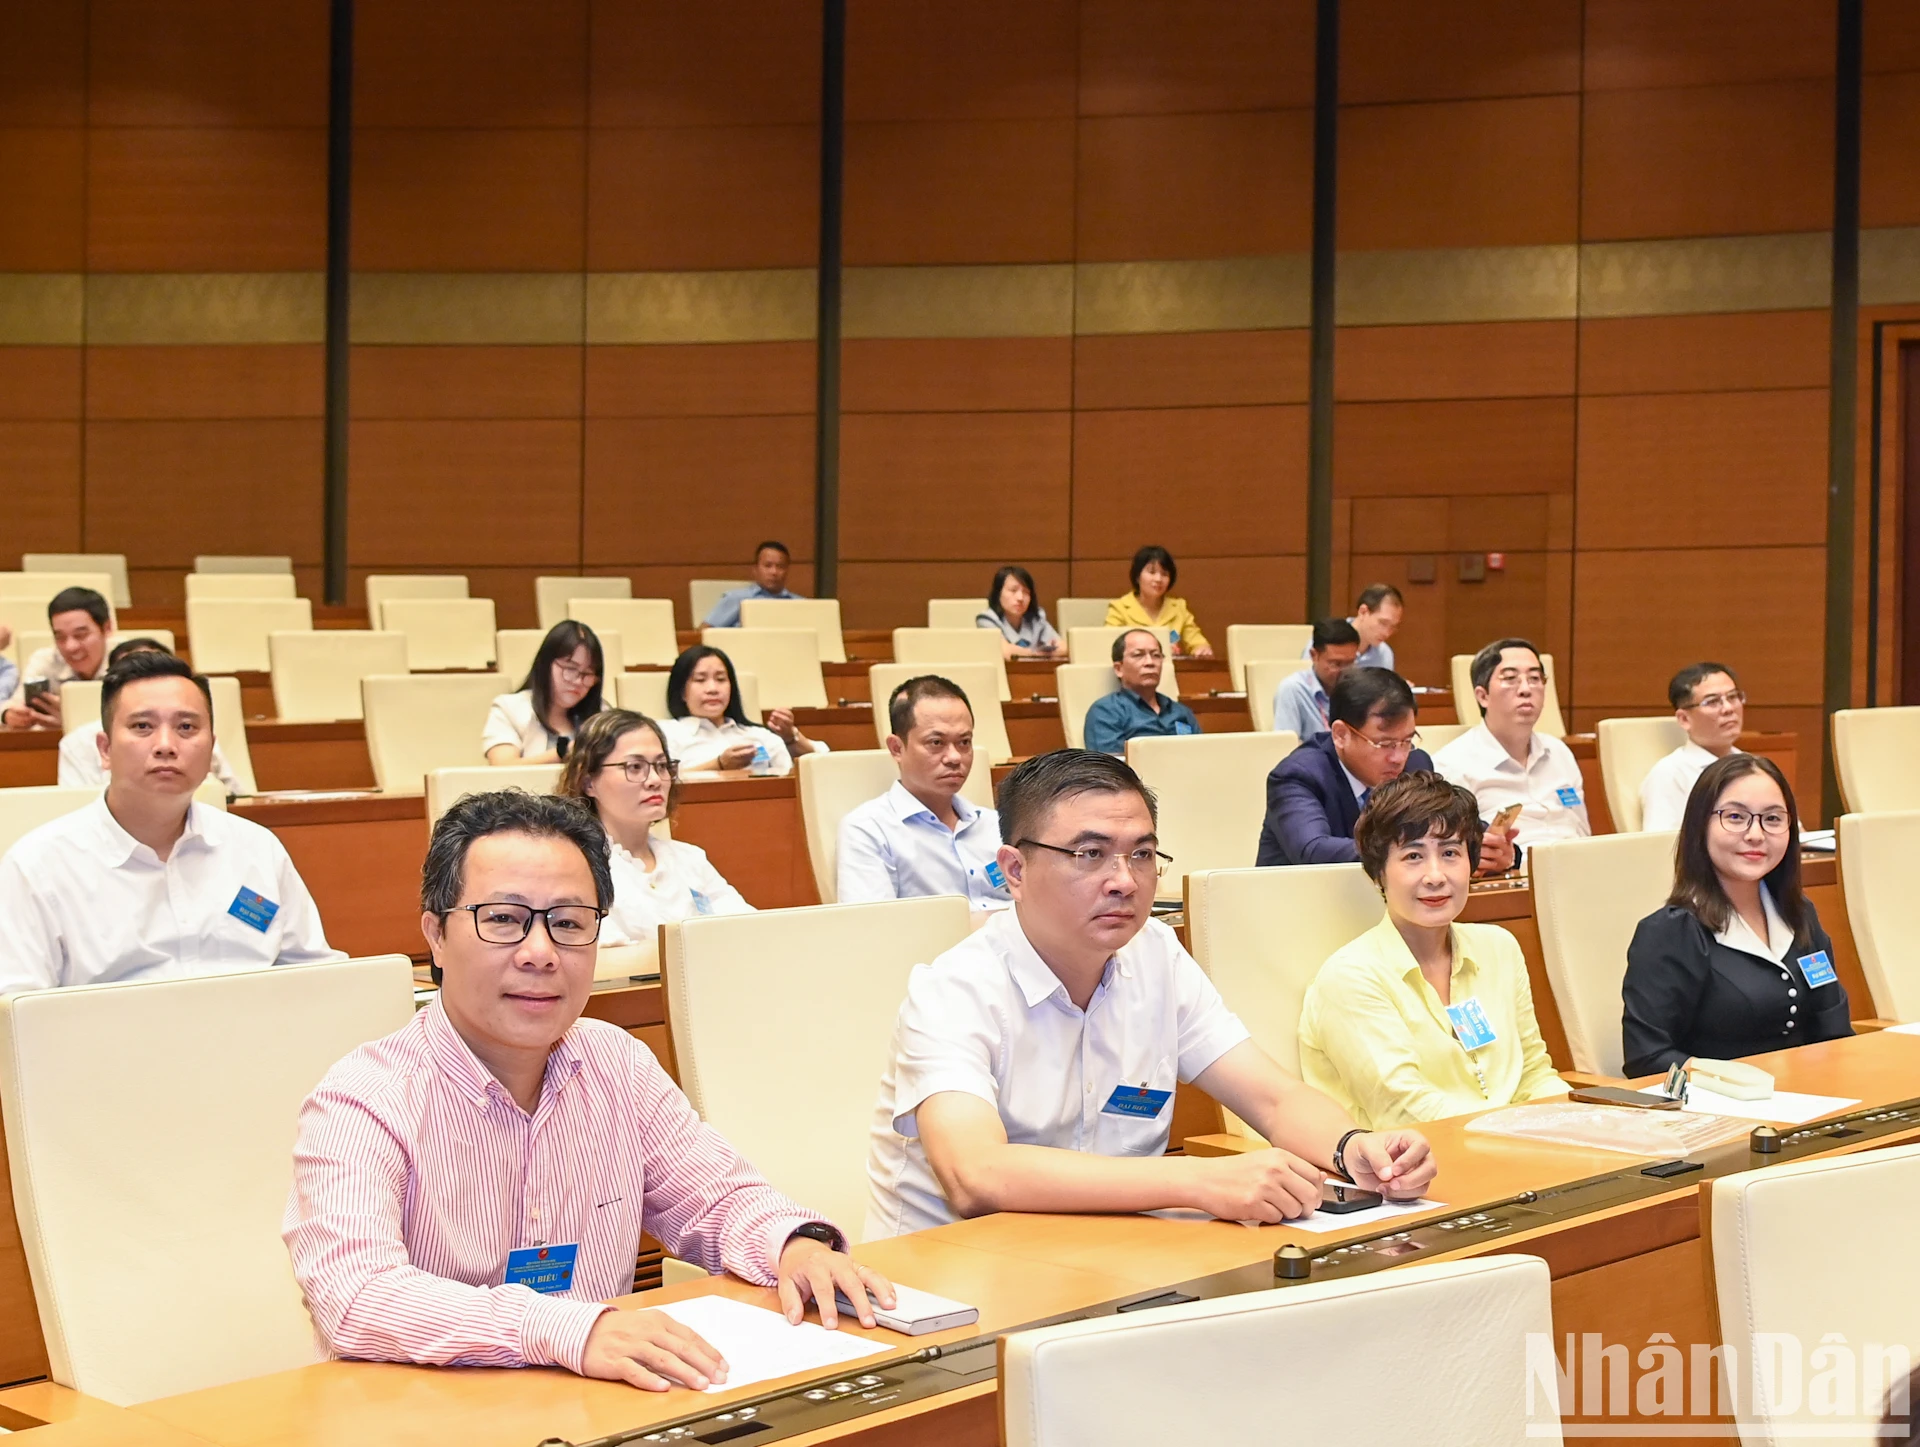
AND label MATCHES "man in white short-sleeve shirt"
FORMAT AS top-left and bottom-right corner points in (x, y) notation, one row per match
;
(838, 676), (1010, 909)
(1434, 637), (1590, 853)
(865, 749), (1438, 1238)
(0, 652), (342, 994)
(1640, 661), (1745, 832)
